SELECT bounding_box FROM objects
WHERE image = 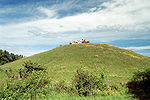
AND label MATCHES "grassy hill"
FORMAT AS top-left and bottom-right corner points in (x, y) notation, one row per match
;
(1, 43), (150, 84)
